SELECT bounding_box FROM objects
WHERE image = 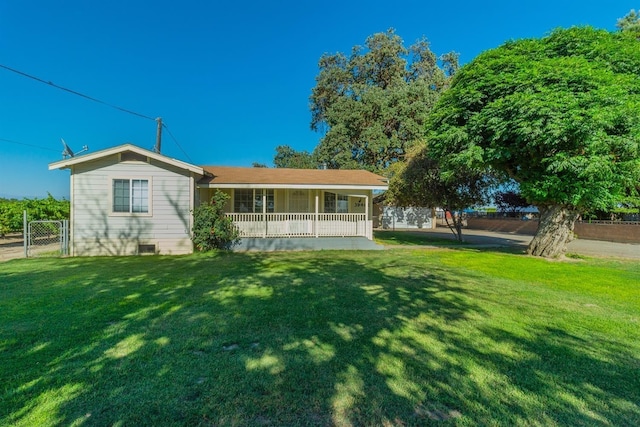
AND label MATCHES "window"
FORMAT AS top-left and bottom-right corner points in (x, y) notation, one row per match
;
(255, 189), (274, 213)
(324, 192), (349, 213)
(289, 190), (309, 213)
(234, 189), (253, 213)
(113, 179), (149, 213)
(234, 189), (274, 213)
(324, 192), (336, 213)
(337, 194), (349, 213)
